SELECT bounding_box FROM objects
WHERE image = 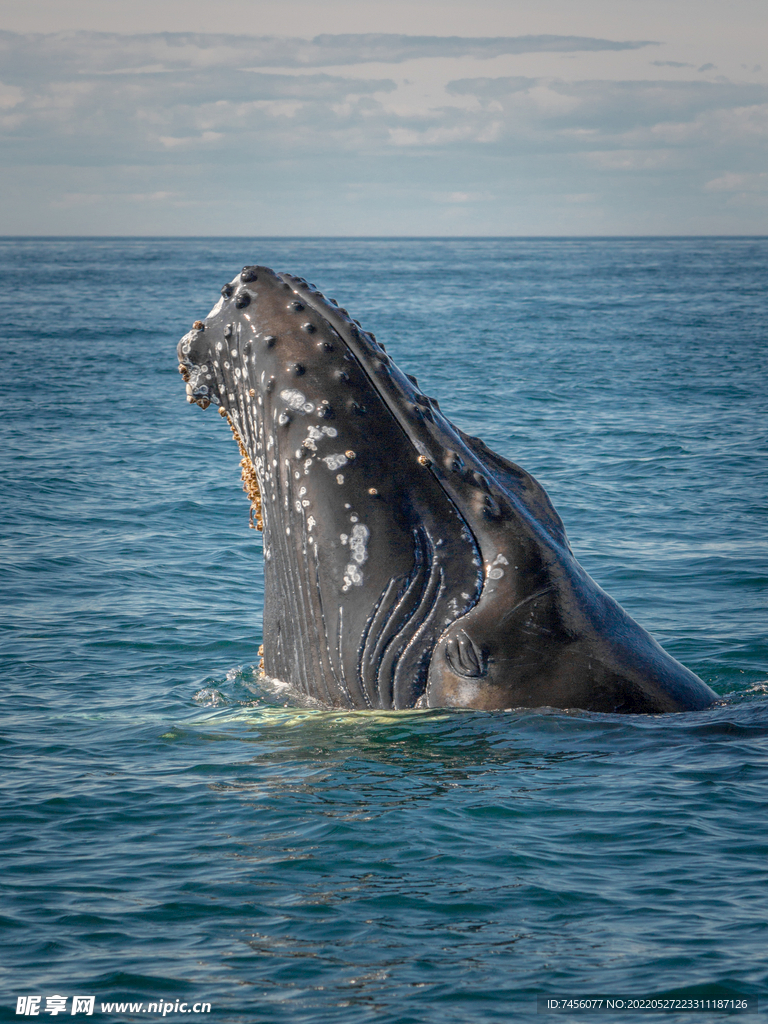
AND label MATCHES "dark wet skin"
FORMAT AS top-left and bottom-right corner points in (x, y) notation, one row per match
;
(178, 266), (718, 714)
